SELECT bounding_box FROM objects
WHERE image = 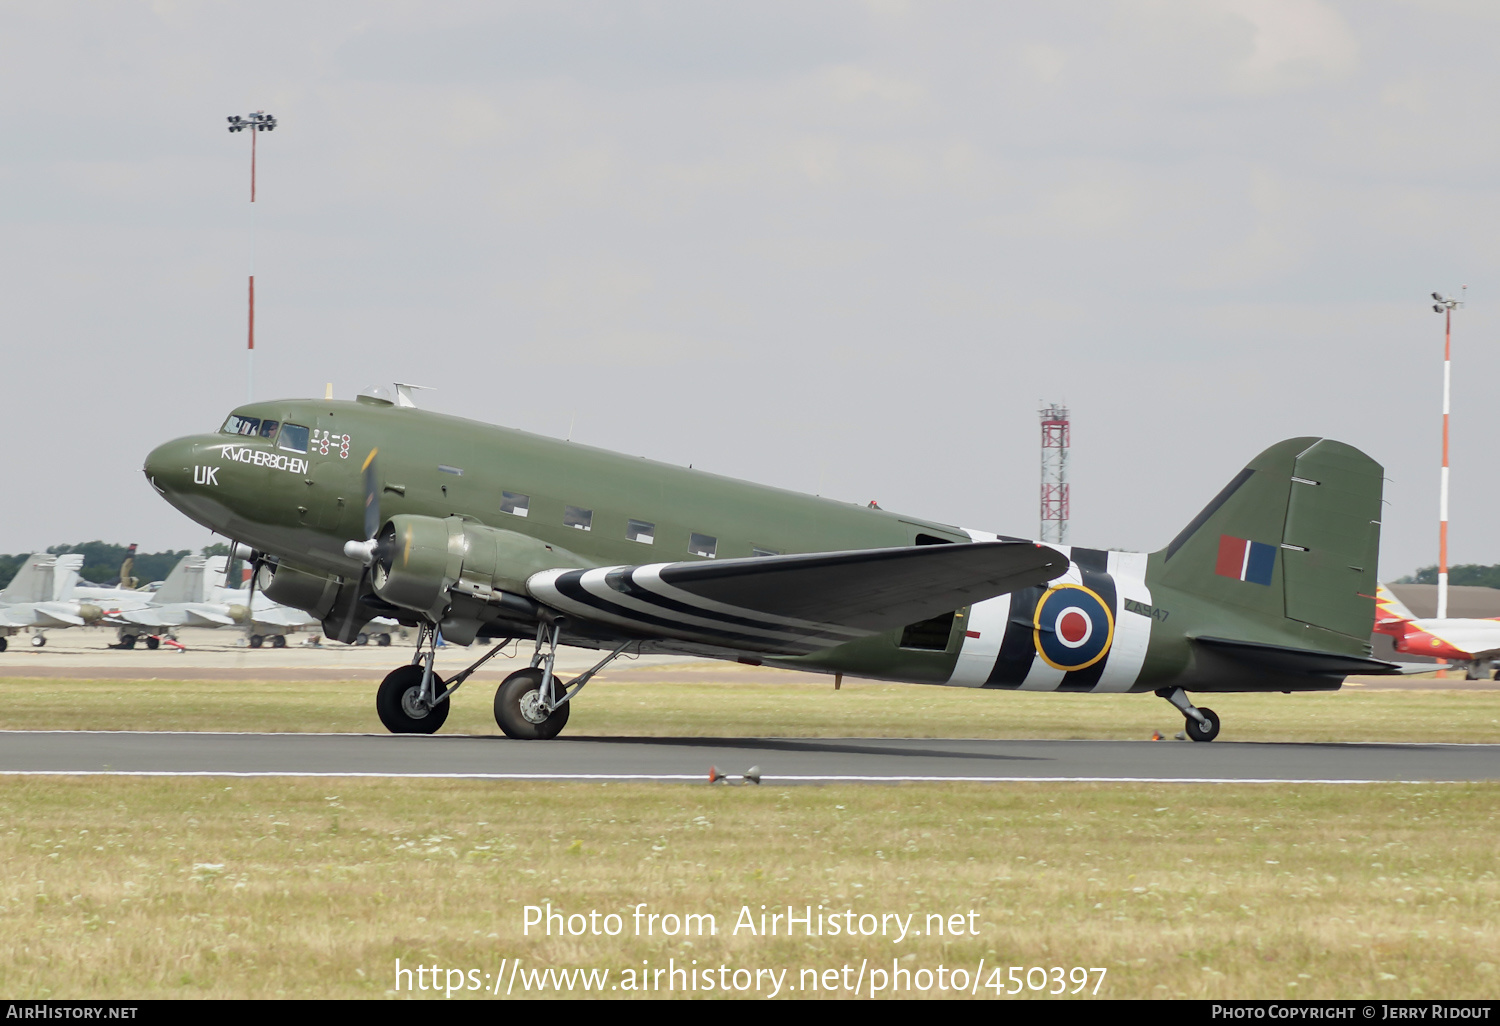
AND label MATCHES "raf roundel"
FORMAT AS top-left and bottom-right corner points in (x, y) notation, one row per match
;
(1032, 583), (1115, 672)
